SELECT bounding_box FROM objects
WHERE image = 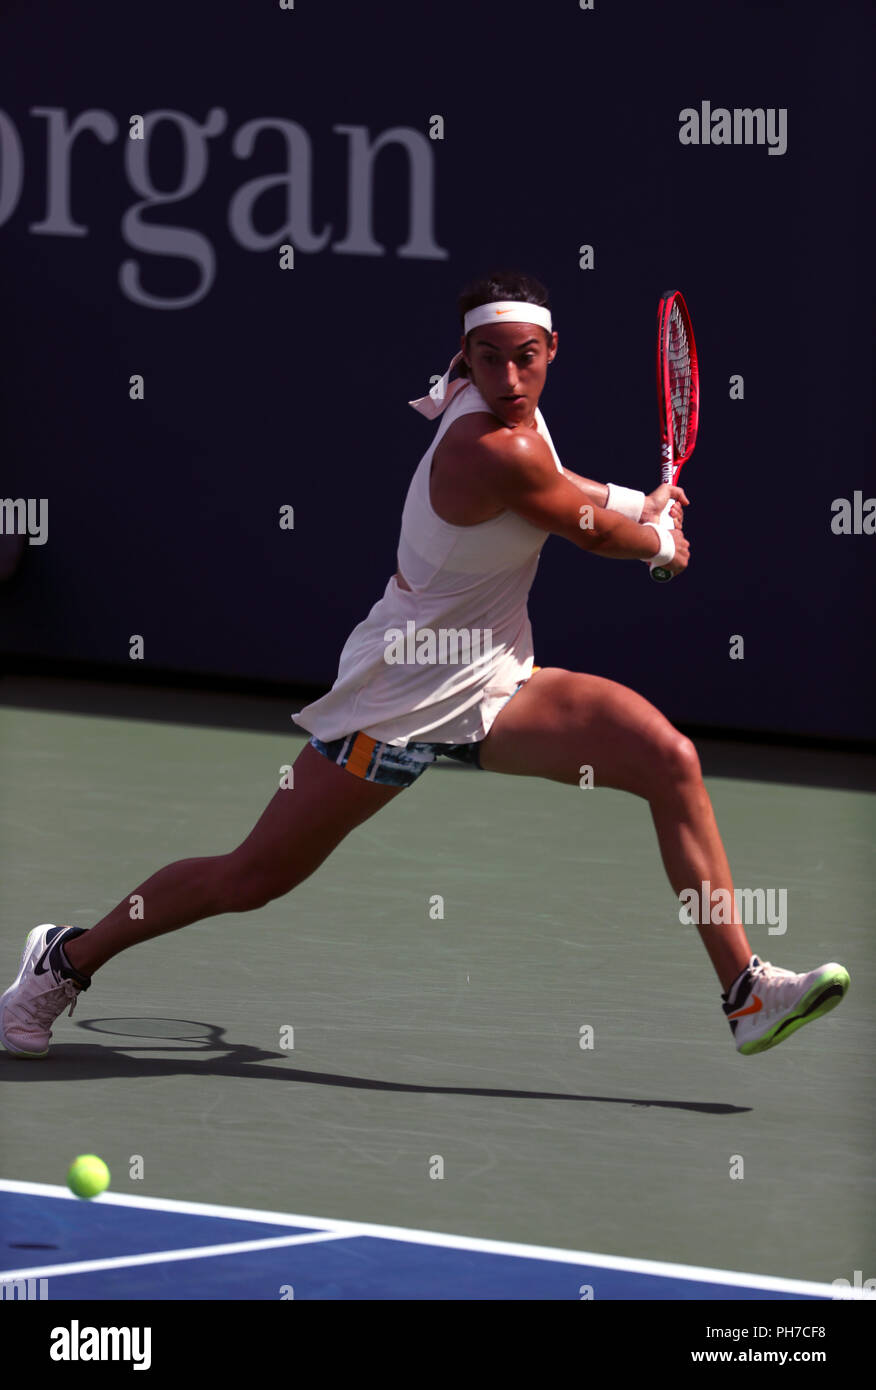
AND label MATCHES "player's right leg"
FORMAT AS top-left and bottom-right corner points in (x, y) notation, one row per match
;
(477, 667), (850, 1055)
(0, 741), (403, 1057)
